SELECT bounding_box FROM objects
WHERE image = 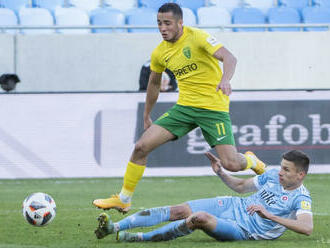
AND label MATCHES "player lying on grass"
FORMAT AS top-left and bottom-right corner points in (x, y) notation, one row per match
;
(94, 150), (313, 242)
